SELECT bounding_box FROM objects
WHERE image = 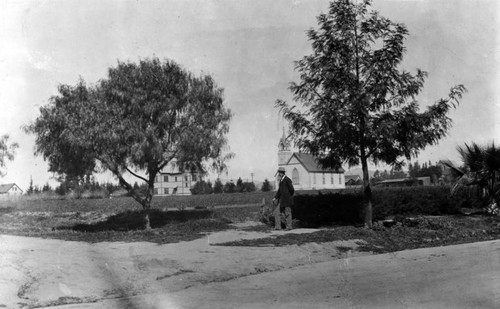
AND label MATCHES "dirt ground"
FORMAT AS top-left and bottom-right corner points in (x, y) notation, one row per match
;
(1, 222), (499, 309)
